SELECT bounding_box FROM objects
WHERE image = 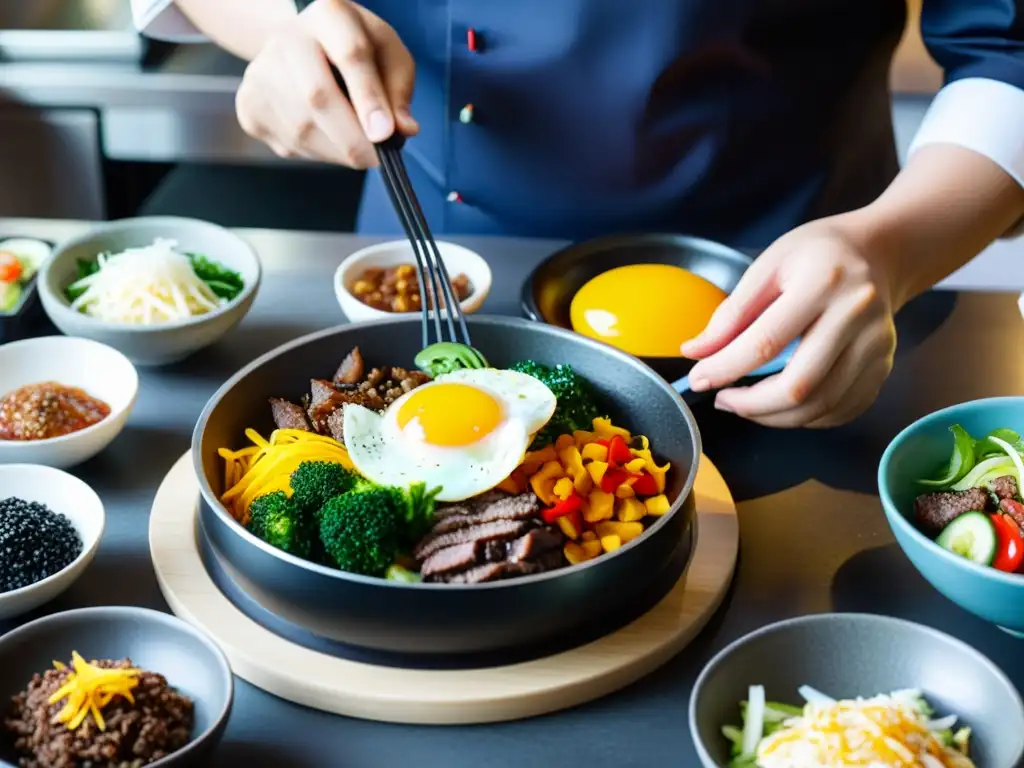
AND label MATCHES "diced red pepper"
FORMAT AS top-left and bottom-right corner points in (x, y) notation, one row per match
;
(607, 435), (633, 466)
(600, 469), (632, 493)
(542, 492), (584, 524)
(595, 439), (609, 447)
(630, 472), (658, 496)
(991, 513), (1024, 573)
(556, 509), (584, 539)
